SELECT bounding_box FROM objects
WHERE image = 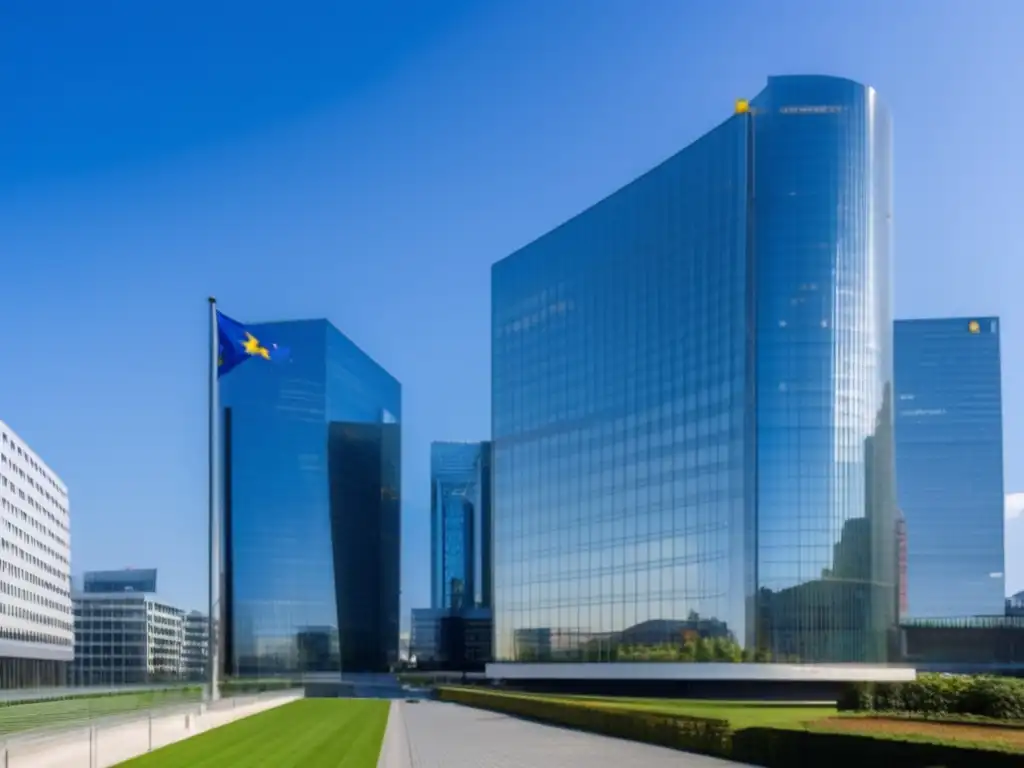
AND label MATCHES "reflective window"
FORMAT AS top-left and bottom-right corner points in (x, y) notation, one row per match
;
(895, 317), (1004, 619)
